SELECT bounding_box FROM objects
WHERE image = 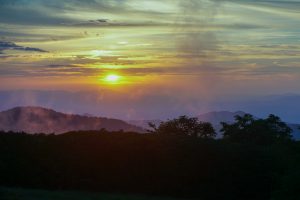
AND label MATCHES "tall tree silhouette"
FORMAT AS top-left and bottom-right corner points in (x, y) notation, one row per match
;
(149, 115), (216, 138)
(221, 114), (292, 144)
